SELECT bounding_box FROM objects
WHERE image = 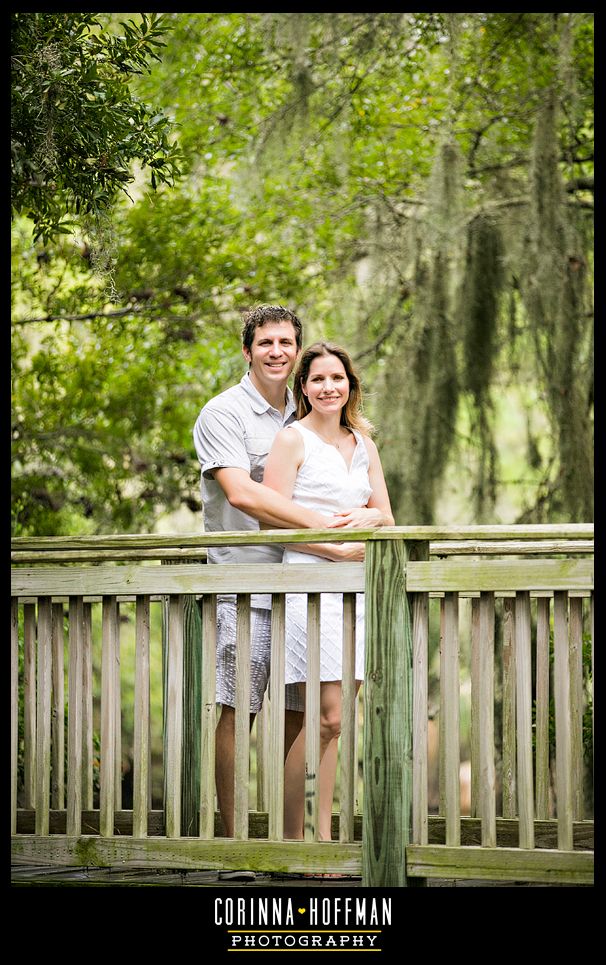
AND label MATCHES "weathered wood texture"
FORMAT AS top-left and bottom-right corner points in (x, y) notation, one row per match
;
(16, 808), (594, 851)
(362, 538), (412, 886)
(11, 528), (594, 887)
